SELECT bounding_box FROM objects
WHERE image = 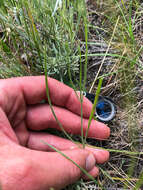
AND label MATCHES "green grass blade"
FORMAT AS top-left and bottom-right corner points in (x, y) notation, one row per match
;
(84, 78), (103, 145)
(133, 170), (143, 190)
(83, 16), (88, 89)
(78, 45), (84, 147)
(128, 0), (135, 42)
